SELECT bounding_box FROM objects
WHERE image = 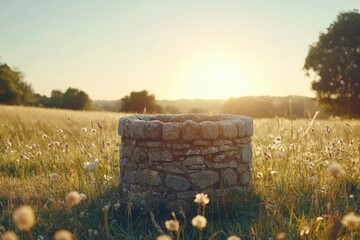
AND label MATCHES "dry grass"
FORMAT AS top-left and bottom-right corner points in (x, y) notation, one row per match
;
(0, 105), (359, 239)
